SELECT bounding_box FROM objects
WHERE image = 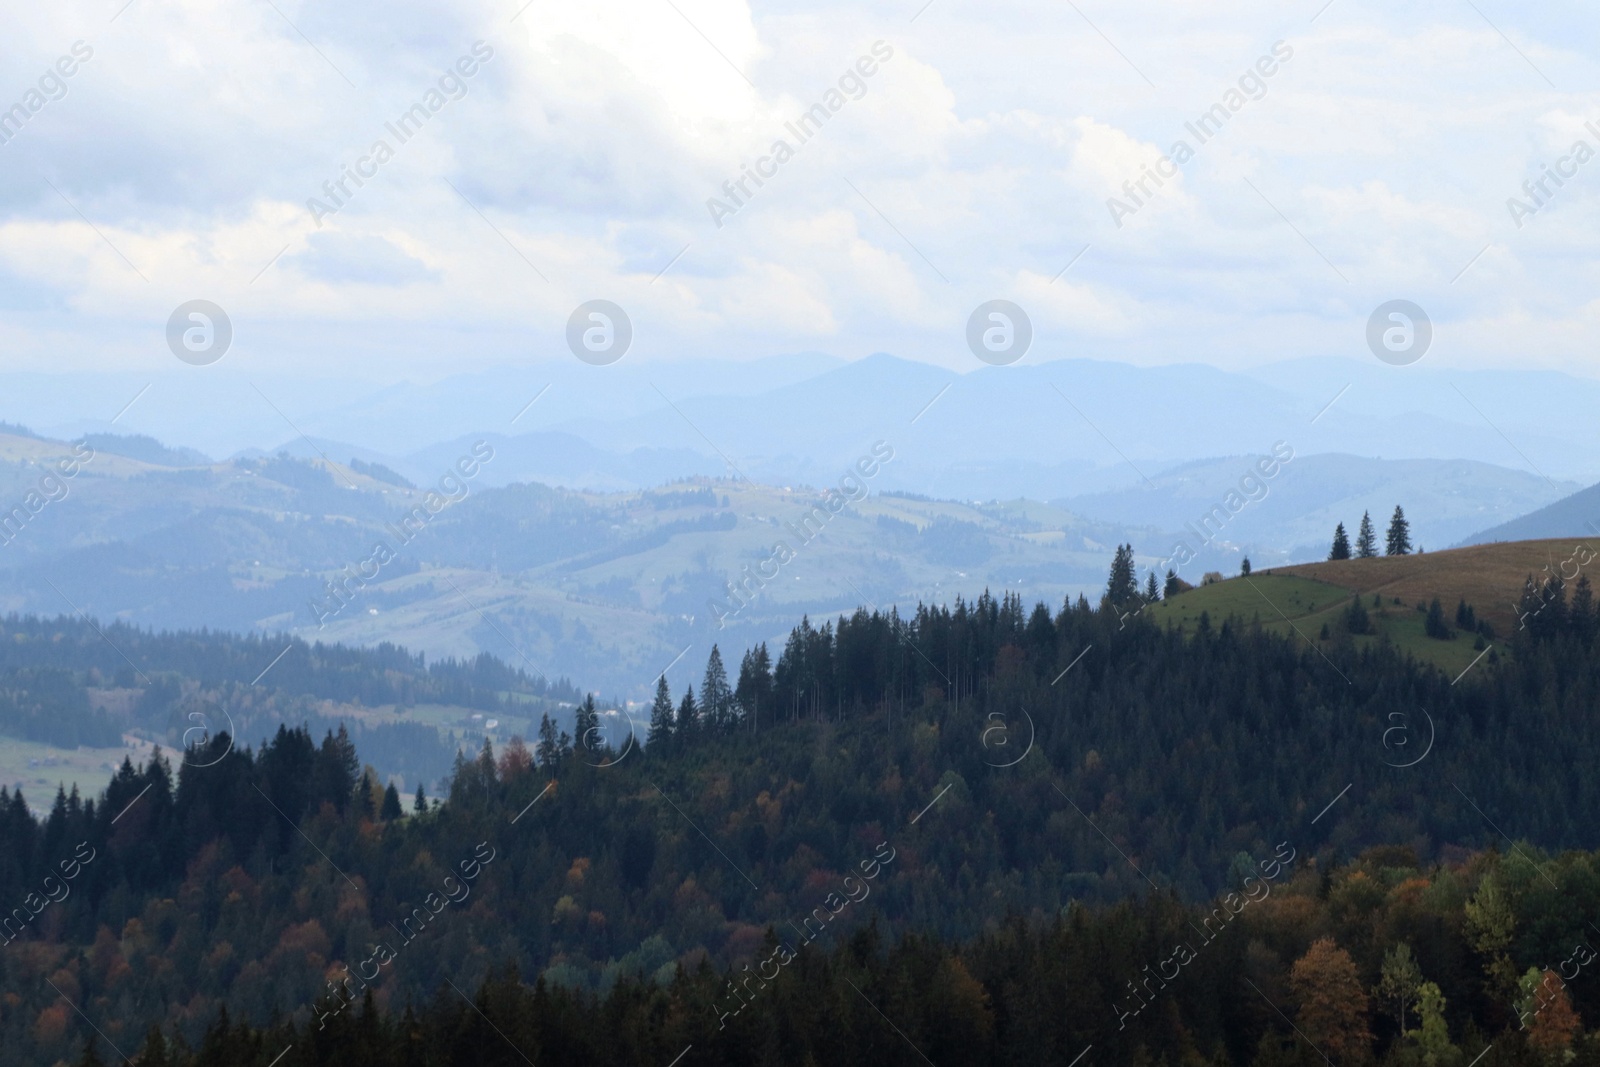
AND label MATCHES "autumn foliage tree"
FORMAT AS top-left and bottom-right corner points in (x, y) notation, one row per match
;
(1518, 967), (1581, 1062)
(1290, 938), (1373, 1065)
